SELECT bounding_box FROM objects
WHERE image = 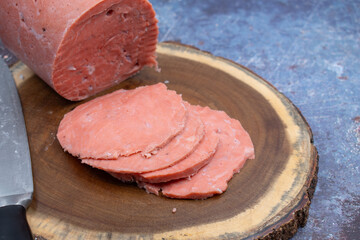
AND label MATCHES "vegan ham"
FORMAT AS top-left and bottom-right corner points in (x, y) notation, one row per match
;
(57, 83), (187, 159)
(109, 129), (218, 183)
(138, 106), (255, 199)
(137, 105), (220, 183)
(82, 106), (205, 173)
(0, 0), (158, 100)
(137, 130), (219, 183)
(108, 106), (220, 183)
(57, 83), (255, 200)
